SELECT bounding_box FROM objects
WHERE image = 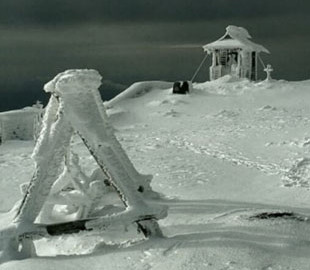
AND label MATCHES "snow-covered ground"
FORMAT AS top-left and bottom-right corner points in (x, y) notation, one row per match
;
(2, 76), (310, 269)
